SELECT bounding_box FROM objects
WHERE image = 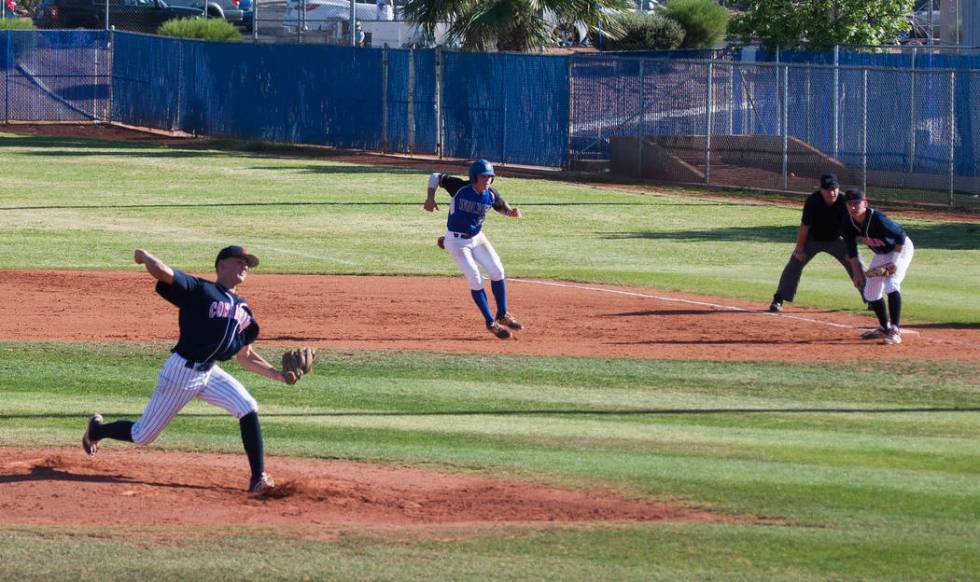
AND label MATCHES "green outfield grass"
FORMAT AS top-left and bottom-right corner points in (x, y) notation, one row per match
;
(1, 132), (979, 580)
(0, 132), (977, 323)
(1, 343), (978, 580)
